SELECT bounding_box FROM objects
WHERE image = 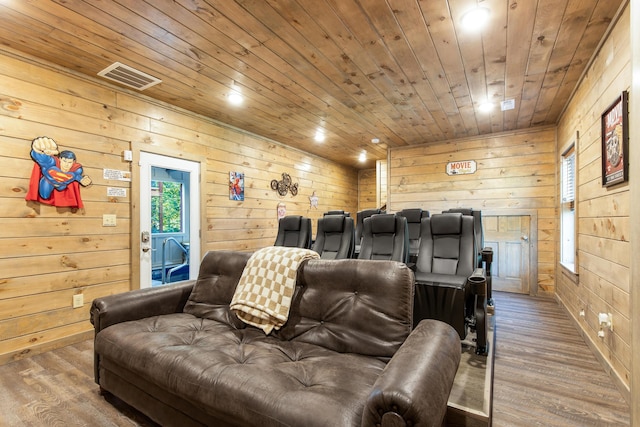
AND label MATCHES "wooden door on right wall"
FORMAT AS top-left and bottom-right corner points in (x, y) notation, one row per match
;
(483, 215), (531, 294)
